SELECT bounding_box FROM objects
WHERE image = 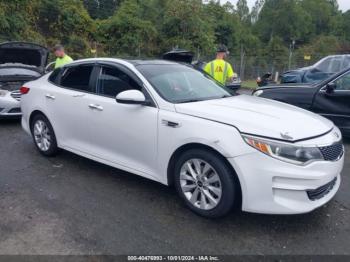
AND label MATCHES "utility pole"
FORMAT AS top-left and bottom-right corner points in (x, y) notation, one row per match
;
(288, 40), (295, 70)
(240, 44), (245, 81)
